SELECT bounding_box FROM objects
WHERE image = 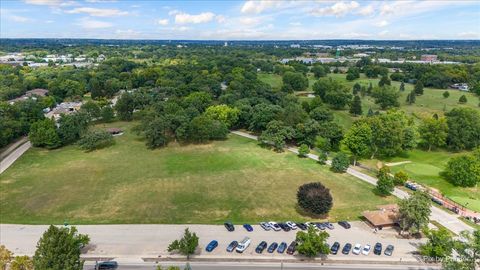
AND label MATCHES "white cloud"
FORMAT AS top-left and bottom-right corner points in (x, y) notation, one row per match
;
(86, 0), (117, 2)
(241, 0), (282, 14)
(311, 1), (360, 17)
(458, 31), (480, 39)
(157, 18), (169, 26)
(24, 0), (62, 5)
(357, 4), (374, 16)
(175, 12), (215, 24)
(76, 17), (113, 29)
(10, 15), (31, 22)
(238, 17), (262, 26)
(45, 20), (54, 23)
(375, 20), (389, 27)
(216, 15), (226, 23)
(66, 7), (128, 17)
(168, 9), (180, 16)
(379, 30), (389, 36)
(290, 22), (301, 26)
